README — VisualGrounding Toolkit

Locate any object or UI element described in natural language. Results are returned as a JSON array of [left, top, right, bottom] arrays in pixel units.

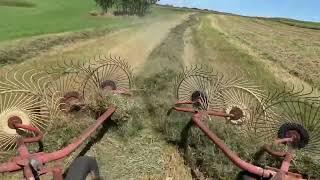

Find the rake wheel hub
[[191, 91, 208, 110], [278, 123, 309, 149], [229, 107, 244, 121], [7, 116, 22, 129], [286, 130, 301, 144], [226, 105, 249, 125], [100, 80, 117, 90], [0, 109, 32, 136], [59, 91, 83, 112]]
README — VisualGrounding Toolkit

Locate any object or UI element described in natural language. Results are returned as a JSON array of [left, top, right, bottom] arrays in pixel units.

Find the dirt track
[[0, 12, 195, 180], [18, 13, 192, 73], [77, 13, 195, 180], [182, 27, 196, 66]]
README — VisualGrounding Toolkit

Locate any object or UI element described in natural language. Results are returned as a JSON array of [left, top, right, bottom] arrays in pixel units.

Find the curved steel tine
[[0, 68, 50, 96], [174, 64, 222, 111], [0, 68, 61, 151], [252, 89, 320, 161], [80, 55, 134, 102]]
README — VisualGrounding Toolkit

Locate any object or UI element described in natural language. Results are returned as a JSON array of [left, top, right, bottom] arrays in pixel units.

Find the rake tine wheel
[[46, 57, 105, 112], [47, 73, 85, 113], [218, 75, 267, 135], [253, 87, 320, 161], [0, 69, 60, 151], [81, 55, 134, 101], [46, 55, 133, 112], [0, 69, 48, 95], [174, 65, 266, 134], [46, 60, 87, 113], [174, 65, 223, 111]]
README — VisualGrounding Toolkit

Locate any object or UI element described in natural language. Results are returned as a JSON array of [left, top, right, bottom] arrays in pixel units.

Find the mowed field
[[210, 14, 320, 89], [1, 1, 320, 179]]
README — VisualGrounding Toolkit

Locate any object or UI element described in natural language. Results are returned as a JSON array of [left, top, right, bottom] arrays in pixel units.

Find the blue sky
[[157, 0, 320, 22]]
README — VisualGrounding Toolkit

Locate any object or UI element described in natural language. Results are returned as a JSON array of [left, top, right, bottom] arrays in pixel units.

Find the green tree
[[114, 0, 159, 16], [94, 0, 114, 13], [95, 0, 159, 16]]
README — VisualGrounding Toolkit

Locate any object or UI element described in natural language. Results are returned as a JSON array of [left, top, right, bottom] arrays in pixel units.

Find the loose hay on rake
[[46, 55, 134, 113], [169, 65, 320, 179], [0, 57, 320, 180], [0, 55, 134, 180]]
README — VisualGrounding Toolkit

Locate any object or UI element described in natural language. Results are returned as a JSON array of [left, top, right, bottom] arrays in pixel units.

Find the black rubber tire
[[236, 171, 271, 180], [65, 156, 100, 180], [277, 122, 309, 149], [236, 171, 257, 180]]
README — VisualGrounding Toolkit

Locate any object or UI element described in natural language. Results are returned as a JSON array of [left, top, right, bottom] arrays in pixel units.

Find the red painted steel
[[16, 140, 33, 179], [269, 153, 294, 180], [264, 138, 293, 157], [171, 100, 304, 179], [0, 106, 116, 180], [14, 123, 44, 143], [38, 106, 116, 163], [0, 162, 20, 173], [174, 106, 234, 117], [52, 167, 63, 180], [206, 110, 233, 117], [175, 100, 194, 105], [191, 112, 276, 178], [266, 166, 303, 179], [280, 153, 293, 172], [174, 101, 234, 118], [173, 107, 197, 113]]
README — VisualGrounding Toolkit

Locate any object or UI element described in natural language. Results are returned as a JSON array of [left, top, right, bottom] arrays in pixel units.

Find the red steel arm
[[38, 106, 116, 163], [173, 101, 233, 118], [173, 107, 197, 113], [0, 162, 21, 173], [14, 124, 44, 143], [173, 107, 233, 118], [263, 138, 293, 157], [280, 153, 293, 172], [207, 110, 233, 117], [0, 124, 44, 173], [0, 106, 116, 173], [191, 112, 276, 178], [175, 101, 194, 105]]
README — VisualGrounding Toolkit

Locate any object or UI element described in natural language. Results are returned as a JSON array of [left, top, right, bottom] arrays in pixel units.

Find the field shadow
[[76, 118, 117, 157]]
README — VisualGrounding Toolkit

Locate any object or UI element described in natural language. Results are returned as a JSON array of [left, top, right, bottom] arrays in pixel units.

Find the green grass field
[[0, 0, 123, 41], [0, 0, 181, 42]]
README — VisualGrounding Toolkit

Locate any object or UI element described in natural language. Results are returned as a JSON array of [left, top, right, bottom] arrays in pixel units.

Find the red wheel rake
[[46, 55, 133, 113], [0, 55, 133, 179], [169, 65, 320, 180]]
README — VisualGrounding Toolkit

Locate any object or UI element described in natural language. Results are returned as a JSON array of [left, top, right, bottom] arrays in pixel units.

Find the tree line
[[94, 0, 159, 16]]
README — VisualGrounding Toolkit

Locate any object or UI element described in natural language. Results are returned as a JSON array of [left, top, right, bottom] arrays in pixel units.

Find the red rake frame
[[170, 66, 313, 179], [0, 83, 132, 179], [0, 106, 116, 179], [0, 56, 134, 179], [46, 55, 133, 113], [0, 87, 131, 179], [170, 100, 304, 179]]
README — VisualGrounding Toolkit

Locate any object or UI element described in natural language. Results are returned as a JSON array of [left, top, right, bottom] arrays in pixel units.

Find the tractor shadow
[[77, 116, 118, 157]]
